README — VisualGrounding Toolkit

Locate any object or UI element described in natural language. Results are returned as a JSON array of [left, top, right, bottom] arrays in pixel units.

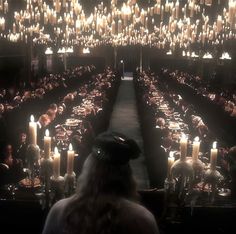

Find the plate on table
[[18, 178, 41, 190], [65, 118, 81, 127], [168, 122, 180, 130]]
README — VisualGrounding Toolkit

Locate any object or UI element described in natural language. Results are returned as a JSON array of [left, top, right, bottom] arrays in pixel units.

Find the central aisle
[[109, 75, 149, 189]]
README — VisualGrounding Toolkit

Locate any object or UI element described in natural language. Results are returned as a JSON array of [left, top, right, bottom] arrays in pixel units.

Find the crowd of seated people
[[49, 67, 120, 176], [164, 69, 236, 119], [134, 70, 236, 197], [160, 68, 236, 145], [0, 65, 96, 148], [0, 144, 25, 186], [0, 65, 95, 114], [0, 66, 120, 186]]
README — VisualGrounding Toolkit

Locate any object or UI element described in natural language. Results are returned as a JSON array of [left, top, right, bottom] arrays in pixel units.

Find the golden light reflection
[[0, 0, 235, 52]]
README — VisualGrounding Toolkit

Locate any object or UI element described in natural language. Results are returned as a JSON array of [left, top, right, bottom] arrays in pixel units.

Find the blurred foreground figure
[[43, 131, 159, 234]]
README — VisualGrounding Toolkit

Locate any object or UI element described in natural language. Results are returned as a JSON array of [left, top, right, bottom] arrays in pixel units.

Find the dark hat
[[92, 131, 141, 165]]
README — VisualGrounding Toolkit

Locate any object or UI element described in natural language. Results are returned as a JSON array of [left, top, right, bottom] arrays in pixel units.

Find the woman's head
[[0, 104, 4, 114], [38, 114, 50, 127], [77, 131, 141, 200]]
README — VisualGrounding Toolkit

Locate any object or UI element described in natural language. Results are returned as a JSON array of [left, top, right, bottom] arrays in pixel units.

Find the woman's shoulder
[[42, 196, 77, 234], [119, 199, 159, 233], [119, 199, 156, 222], [51, 195, 77, 212]]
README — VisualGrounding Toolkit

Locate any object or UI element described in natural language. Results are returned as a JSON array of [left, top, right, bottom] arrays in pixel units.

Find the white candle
[[192, 136, 200, 161], [210, 141, 218, 170], [168, 152, 175, 179], [53, 147, 60, 178], [156, 4, 161, 15], [13, 23, 16, 34], [205, 0, 212, 6], [44, 129, 51, 159], [180, 134, 188, 160], [228, 0, 235, 28], [175, 0, 179, 19], [189, 1, 195, 17], [118, 19, 122, 34], [29, 115, 37, 145], [161, 5, 164, 21], [111, 20, 116, 34], [135, 4, 139, 17], [67, 143, 75, 175], [217, 15, 222, 33], [62, 0, 66, 8], [3, 0, 8, 14]]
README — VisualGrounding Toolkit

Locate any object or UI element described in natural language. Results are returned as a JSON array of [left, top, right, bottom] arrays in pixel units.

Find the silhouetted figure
[[0, 144, 25, 185], [43, 131, 159, 234]]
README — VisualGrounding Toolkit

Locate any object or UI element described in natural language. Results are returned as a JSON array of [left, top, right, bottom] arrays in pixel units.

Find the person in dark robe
[[43, 131, 159, 234]]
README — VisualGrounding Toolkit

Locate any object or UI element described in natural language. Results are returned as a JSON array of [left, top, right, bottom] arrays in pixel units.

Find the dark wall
[[67, 55, 106, 72], [0, 39, 26, 87], [150, 56, 235, 84], [117, 46, 140, 72], [0, 38, 235, 87], [0, 56, 25, 87]]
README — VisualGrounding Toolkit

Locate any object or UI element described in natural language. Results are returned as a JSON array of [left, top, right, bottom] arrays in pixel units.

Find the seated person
[[37, 114, 51, 146], [37, 114, 51, 129], [191, 115, 209, 138], [16, 132, 28, 167], [0, 144, 25, 185], [43, 131, 159, 234], [49, 103, 58, 114], [227, 146, 236, 199], [46, 109, 56, 122], [155, 117, 165, 129]]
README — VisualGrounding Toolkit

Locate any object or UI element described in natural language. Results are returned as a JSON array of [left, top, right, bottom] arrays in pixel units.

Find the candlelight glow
[[213, 141, 217, 149], [0, 0, 235, 53], [45, 47, 53, 55], [69, 143, 73, 151], [45, 129, 49, 137], [180, 133, 187, 140], [30, 115, 34, 122], [220, 52, 232, 60], [54, 147, 59, 155], [82, 47, 90, 54], [203, 52, 213, 59], [169, 151, 174, 158], [194, 136, 199, 142]]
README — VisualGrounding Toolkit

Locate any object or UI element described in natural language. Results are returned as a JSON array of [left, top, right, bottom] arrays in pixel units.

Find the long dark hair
[[64, 153, 139, 234]]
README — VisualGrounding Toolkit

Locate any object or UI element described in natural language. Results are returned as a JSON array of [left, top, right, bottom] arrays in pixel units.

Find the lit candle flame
[[69, 143, 73, 151], [169, 151, 174, 158], [54, 147, 58, 154], [45, 129, 49, 137], [180, 133, 187, 140], [213, 141, 217, 149], [30, 115, 34, 122], [194, 136, 199, 142]]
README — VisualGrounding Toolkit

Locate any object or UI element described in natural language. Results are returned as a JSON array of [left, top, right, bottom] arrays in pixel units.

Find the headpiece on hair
[[92, 131, 141, 165]]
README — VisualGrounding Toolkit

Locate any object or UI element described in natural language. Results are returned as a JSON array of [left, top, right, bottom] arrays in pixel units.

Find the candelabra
[[64, 172, 76, 197], [50, 175, 65, 203], [171, 158, 194, 198], [164, 177, 176, 193], [26, 144, 40, 188], [40, 155, 53, 194], [203, 168, 224, 203], [187, 157, 205, 186]]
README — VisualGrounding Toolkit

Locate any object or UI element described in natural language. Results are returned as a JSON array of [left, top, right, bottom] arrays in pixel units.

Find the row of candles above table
[[167, 135, 218, 179], [29, 114, 75, 179], [30, 110, 219, 180]]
